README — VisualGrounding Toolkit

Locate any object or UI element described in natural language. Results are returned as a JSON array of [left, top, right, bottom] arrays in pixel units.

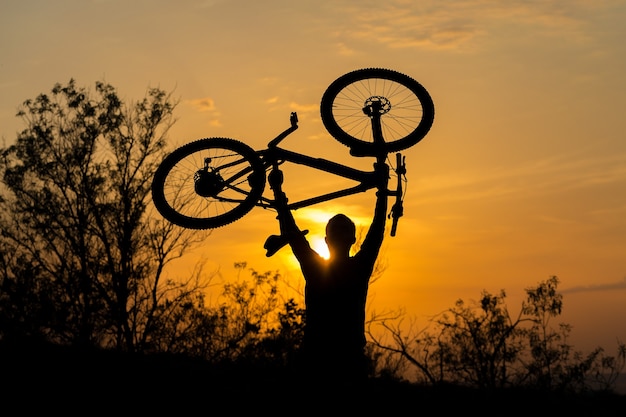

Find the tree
[[368, 276, 626, 393], [0, 79, 205, 351], [520, 276, 626, 392], [210, 262, 297, 363], [142, 261, 305, 367], [368, 290, 527, 389]]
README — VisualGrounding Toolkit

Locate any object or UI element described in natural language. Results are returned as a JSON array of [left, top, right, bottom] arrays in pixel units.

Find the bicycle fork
[[367, 101, 406, 237]]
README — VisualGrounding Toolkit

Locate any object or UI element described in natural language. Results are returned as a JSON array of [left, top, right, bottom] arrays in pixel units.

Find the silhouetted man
[[267, 161, 389, 385]]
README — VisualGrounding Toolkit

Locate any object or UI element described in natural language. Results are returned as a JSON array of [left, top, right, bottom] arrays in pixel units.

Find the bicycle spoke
[[152, 137, 265, 229], [321, 68, 434, 153]]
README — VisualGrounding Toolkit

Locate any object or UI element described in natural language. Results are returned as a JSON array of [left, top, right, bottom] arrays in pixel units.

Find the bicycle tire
[[320, 68, 435, 154], [151, 138, 266, 229]]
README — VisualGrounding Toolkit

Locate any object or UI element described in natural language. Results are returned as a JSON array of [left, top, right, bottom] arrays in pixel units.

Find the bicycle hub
[[194, 169, 224, 197], [362, 96, 391, 116]]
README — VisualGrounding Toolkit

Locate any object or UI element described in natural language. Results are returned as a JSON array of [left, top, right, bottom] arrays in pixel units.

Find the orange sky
[[1, 0, 625, 357]]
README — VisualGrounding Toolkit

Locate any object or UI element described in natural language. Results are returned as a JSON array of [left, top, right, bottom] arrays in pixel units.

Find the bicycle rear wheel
[[151, 138, 266, 229], [320, 68, 435, 154]]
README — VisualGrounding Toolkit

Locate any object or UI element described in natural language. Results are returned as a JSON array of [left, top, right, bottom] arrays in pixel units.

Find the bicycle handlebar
[[268, 112, 299, 148]]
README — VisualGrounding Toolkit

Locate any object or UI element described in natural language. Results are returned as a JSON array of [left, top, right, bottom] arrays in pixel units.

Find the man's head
[[325, 214, 356, 255]]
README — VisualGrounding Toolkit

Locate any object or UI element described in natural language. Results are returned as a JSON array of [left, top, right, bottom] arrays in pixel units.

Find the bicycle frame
[[255, 112, 404, 233], [253, 112, 396, 207], [257, 148, 383, 211]]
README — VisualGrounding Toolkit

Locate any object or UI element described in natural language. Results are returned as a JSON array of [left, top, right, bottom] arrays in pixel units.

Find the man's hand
[[268, 166, 284, 190], [267, 165, 303, 243], [269, 165, 289, 211]]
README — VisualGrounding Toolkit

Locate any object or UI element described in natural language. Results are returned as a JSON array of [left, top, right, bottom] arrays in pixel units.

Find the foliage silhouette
[[368, 276, 625, 393], [0, 80, 207, 350]]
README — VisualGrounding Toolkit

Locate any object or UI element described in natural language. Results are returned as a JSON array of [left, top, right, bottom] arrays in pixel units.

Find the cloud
[[185, 97, 222, 126], [328, 0, 614, 52], [195, 0, 228, 9], [416, 149, 626, 204], [288, 102, 318, 114], [336, 6, 481, 51], [562, 277, 626, 294], [335, 42, 357, 56], [188, 97, 217, 112]]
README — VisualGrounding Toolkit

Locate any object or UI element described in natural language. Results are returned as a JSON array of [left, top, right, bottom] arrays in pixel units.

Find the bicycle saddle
[[263, 229, 309, 257]]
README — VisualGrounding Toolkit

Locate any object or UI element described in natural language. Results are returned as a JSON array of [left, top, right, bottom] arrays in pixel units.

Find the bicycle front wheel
[[151, 138, 266, 229], [320, 68, 435, 154]]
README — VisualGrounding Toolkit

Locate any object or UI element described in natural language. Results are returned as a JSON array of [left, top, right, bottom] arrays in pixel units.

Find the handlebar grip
[[390, 201, 403, 237], [390, 153, 405, 237], [391, 217, 399, 237]]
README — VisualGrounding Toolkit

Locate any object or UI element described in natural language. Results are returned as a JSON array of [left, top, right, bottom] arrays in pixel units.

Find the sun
[[311, 236, 330, 260]]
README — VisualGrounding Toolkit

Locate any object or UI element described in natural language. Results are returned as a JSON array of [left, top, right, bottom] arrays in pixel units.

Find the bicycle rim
[[320, 68, 435, 154], [151, 138, 266, 229]]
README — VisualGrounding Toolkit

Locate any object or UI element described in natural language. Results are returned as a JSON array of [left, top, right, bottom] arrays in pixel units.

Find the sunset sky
[[1, 0, 625, 357]]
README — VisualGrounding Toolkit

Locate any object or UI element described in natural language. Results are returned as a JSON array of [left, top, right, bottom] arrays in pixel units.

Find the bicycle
[[151, 68, 435, 255]]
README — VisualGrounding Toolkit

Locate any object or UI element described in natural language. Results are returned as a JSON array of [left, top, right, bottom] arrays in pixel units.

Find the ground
[[2, 339, 624, 415]]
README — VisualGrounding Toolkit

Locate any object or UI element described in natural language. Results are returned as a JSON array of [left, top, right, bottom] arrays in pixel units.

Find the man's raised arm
[[264, 165, 310, 257], [358, 161, 390, 260]]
